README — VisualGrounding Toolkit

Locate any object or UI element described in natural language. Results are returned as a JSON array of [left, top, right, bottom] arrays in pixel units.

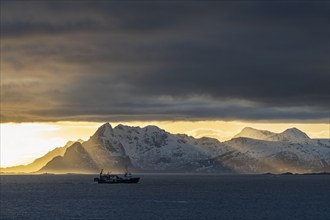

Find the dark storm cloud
[[1, 1, 329, 123]]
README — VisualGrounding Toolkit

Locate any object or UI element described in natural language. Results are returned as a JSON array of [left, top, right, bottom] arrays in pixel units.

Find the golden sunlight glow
[[0, 122, 100, 167], [1, 121, 329, 167]]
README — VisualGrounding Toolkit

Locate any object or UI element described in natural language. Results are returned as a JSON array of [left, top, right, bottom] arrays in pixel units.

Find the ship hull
[[94, 177, 140, 184]]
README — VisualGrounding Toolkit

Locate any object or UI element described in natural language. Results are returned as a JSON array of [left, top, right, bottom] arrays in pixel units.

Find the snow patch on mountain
[[111, 124, 230, 170], [224, 137, 330, 173], [268, 128, 310, 142]]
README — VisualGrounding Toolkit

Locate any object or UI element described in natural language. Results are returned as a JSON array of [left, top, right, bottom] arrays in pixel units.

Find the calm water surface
[[1, 174, 329, 219]]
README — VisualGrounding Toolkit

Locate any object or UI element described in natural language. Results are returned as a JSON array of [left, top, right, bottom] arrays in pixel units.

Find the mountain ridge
[[1, 123, 329, 174], [234, 127, 310, 142], [0, 140, 83, 173]]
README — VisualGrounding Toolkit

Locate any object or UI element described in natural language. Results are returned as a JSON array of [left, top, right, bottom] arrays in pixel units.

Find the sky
[[1, 1, 329, 167]]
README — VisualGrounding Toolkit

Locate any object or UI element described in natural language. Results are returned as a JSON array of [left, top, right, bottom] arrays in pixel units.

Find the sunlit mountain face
[[1, 122, 329, 170], [1, 1, 329, 169], [1, 122, 329, 174]]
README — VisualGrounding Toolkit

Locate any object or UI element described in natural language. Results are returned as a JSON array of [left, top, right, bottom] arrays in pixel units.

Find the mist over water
[[1, 174, 329, 220]]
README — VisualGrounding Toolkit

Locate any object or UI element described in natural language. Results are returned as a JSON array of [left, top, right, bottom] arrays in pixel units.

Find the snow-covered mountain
[[2, 123, 329, 174], [223, 137, 330, 173], [234, 127, 311, 143], [111, 124, 231, 171], [39, 123, 232, 173], [268, 128, 310, 142]]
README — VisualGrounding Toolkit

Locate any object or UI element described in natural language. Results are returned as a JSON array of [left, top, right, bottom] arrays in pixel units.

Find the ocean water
[[1, 174, 329, 220]]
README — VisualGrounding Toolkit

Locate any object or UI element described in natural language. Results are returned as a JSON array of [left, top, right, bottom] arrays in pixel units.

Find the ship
[[94, 169, 140, 184]]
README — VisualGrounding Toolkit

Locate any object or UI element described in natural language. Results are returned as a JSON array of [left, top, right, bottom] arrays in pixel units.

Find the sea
[[1, 174, 329, 220]]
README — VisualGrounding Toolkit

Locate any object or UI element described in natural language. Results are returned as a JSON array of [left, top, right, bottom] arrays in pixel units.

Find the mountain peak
[[280, 128, 310, 139], [234, 127, 275, 140], [92, 122, 113, 138], [234, 127, 310, 142], [242, 127, 258, 131], [144, 125, 163, 132]]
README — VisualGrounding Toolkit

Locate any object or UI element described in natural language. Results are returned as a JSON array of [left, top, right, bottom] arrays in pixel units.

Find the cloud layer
[[1, 1, 329, 123]]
